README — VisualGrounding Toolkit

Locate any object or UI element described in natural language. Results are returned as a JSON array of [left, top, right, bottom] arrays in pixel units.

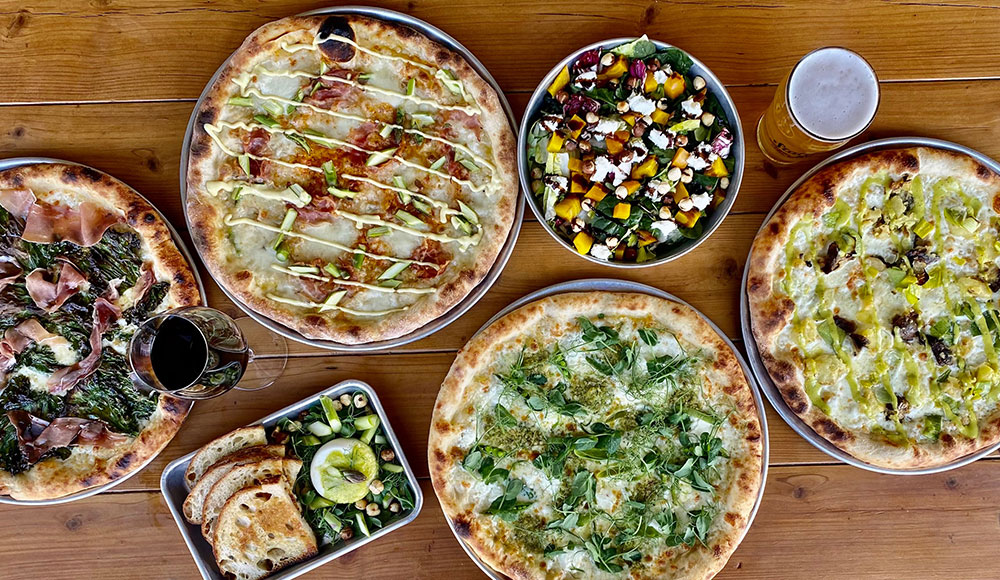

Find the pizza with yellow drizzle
[[186, 14, 518, 344], [429, 292, 763, 580], [748, 147, 1000, 468]]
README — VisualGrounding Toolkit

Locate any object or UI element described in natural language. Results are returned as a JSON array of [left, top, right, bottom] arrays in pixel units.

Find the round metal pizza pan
[[739, 136, 1000, 475], [0, 156, 207, 506], [517, 38, 745, 269], [178, 6, 523, 352], [443, 278, 769, 579]]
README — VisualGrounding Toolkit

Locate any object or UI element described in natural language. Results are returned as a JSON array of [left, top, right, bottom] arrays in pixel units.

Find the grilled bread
[[182, 445, 287, 524], [184, 426, 268, 487], [201, 458, 303, 543], [212, 476, 318, 580]]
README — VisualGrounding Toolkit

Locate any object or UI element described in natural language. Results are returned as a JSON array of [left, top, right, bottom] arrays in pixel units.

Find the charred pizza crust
[[747, 147, 1000, 468], [0, 162, 198, 500], [429, 292, 763, 580], [186, 14, 518, 344]]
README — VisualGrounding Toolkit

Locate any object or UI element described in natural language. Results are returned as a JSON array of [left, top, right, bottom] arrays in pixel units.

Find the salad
[[273, 390, 416, 544], [525, 36, 736, 263]]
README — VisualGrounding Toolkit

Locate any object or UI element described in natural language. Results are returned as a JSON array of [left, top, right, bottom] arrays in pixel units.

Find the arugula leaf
[[638, 328, 658, 346], [656, 48, 694, 74], [611, 37, 657, 59]]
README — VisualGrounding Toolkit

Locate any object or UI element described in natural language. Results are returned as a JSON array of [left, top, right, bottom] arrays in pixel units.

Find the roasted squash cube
[[585, 184, 608, 201], [566, 115, 586, 139], [664, 73, 686, 99], [673, 182, 690, 203], [650, 109, 671, 125], [623, 180, 642, 195], [606, 138, 624, 155], [675, 209, 701, 228], [573, 231, 594, 254], [598, 56, 628, 80], [613, 203, 631, 219], [705, 156, 729, 177], [570, 174, 589, 193], [547, 133, 565, 153], [548, 66, 570, 96], [554, 197, 583, 220], [671, 148, 689, 168], [631, 157, 658, 180]]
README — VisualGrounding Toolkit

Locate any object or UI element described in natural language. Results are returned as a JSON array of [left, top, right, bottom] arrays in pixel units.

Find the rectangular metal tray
[[160, 379, 423, 580]]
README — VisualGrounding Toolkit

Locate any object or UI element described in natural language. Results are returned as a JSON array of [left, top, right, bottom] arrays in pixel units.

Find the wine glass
[[128, 306, 287, 400]]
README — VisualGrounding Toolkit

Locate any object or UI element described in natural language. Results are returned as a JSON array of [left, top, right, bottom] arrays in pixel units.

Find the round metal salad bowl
[[517, 37, 745, 269]]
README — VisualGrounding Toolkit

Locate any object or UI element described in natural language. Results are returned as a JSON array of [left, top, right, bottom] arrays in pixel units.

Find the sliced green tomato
[[310, 438, 378, 503], [366, 147, 397, 166], [354, 414, 381, 431]]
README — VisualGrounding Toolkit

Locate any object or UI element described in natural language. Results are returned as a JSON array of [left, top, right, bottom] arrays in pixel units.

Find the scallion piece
[[367, 226, 391, 238], [285, 132, 311, 152], [238, 154, 251, 176], [412, 199, 432, 215], [261, 101, 284, 118], [231, 186, 243, 201], [321, 160, 338, 187], [379, 124, 394, 139], [353, 247, 365, 269], [410, 113, 434, 128], [459, 158, 479, 172], [366, 147, 397, 167], [228, 96, 253, 107], [406, 78, 416, 96], [395, 210, 424, 227], [429, 156, 447, 171], [319, 290, 347, 312], [293, 87, 306, 102], [378, 279, 403, 288], [324, 263, 347, 279], [457, 200, 479, 224], [451, 215, 473, 235], [272, 208, 298, 250], [288, 183, 312, 205], [274, 244, 289, 263], [288, 264, 320, 275], [378, 261, 410, 281], [393, 176, 411, 204], [328, 186, 356, 199]]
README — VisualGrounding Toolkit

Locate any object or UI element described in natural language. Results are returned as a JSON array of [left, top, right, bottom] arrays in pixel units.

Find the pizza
[[0, 162, 200, 500], [747, 147, 1000, 469], [186, 14, 518, 344], [429, 292, 763, 580]]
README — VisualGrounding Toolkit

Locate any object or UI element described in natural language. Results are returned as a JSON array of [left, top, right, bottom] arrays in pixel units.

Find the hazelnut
[[605, 236, 620, 247], [369, 479, 385, 494], [571, 218, 585, 232], [626, 76, 642, 91], [554, 90, 569, 104], [676, 135, 689, 147], [581, 198, 595, 211], [352, 393, 367, 408], [585, 111, 600, 124], [355, 499, 368, 510], [331, 400, 343, 411], [648, 59, 661, 71], [678, 197, 695, 211], [530, 167, 543, 179], [578, 140, 592, 153], [616, 101, 630, 114], [614, 185, 629, 199], [620, 150, 634, 163], [366, 502, 381, 516], [564, 139, 578, 151], [600, 53, 615, 67], [701, 112, 716, 127], [656, 182, 672, 195], [680, 168, 694, 183], [339, 394, 352, 406], [666, 167, 682, 182], [340, 527, 355, 541], [380, 449, 396, 462], [631, 121, 648, 138], [656, 98, 671, 111], [692, 76, 707, 91], [581, 159, 596, 175], [658, 206, 673, 219], [531, 179, 543, 192], [720, 177, 731, 189], [389, 501, 402, 513]]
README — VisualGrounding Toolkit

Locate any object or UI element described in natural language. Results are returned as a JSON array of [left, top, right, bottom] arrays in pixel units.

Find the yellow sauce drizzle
[[270, 264, 436, 295], [266, 292, 408, 317]]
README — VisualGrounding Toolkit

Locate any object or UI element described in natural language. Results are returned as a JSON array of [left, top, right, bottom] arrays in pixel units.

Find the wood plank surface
[[3, 1, 1000, 103], [8, 462, 1000, 579]]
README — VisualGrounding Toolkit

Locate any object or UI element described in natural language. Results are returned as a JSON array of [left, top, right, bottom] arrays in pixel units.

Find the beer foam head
[[788, 48, 879, 141]]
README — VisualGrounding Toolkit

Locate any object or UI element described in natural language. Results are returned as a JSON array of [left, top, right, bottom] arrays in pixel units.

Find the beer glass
[[757, 47, 879, 165]]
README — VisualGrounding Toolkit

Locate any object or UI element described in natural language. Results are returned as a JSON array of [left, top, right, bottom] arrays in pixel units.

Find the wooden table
[[3, 1, 1000, 578]]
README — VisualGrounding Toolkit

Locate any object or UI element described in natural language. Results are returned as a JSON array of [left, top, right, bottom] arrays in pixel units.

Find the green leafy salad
[[526, 36, 736, 263], [273, 391, 415, 545]]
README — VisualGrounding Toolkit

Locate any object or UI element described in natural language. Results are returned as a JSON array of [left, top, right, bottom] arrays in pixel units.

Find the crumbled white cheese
[[651, 219, 678, 241], [653, 70, 669, 85], [627, 93, 656, 116], [681, 97, 703, 118], [612, 161, 631, 185], [590, 244, 613, 261], [593, 119, 622, 134], [574, 70, 597, 89], [592, 156, 615, 183], [691, 192, 713, 211], [647, 128, 672, 150], [543, 175, 568, 195], [687, 155, 710, 171]]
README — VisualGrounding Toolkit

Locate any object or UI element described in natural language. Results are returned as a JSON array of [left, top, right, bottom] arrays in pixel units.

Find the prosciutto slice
[[0, 319, 63, 376], [25, 261, 87, 312], [0, 259, 21, 291], [21, 200, 118, 247], [0, 187, 36, 219], [7, 411, 128, 464], [46, 297, 120, 395]]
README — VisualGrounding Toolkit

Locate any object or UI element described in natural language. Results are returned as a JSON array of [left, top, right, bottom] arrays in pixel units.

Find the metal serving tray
[[161, 379, 423, 580], [0, 156, 207, 506], [740, 137, 1000, 475], [179, 5, 523, 352], [444, 278, 770, 579], [517, 38, 745, 269]]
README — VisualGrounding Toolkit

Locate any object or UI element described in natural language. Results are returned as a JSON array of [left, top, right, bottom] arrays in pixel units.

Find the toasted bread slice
[[213, 476, 318, 580], [201, 458, 303, 543], [185, 425, 268, 488], [182, 444, 286, 524]]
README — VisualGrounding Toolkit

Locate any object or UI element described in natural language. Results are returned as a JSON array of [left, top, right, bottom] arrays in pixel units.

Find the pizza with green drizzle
[[0, 163, 199, 500], [748, 147, 1000, 468], [186, 14, 518, 344], [429, 292, 763, 579]]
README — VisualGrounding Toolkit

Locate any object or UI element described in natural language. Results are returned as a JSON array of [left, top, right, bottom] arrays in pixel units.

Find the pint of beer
[[757, 47, 879, 165]]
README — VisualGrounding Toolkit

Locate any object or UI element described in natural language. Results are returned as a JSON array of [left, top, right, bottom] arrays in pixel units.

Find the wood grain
[[8, 463, 1000, 579], [3, 1, 1000, 103]]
